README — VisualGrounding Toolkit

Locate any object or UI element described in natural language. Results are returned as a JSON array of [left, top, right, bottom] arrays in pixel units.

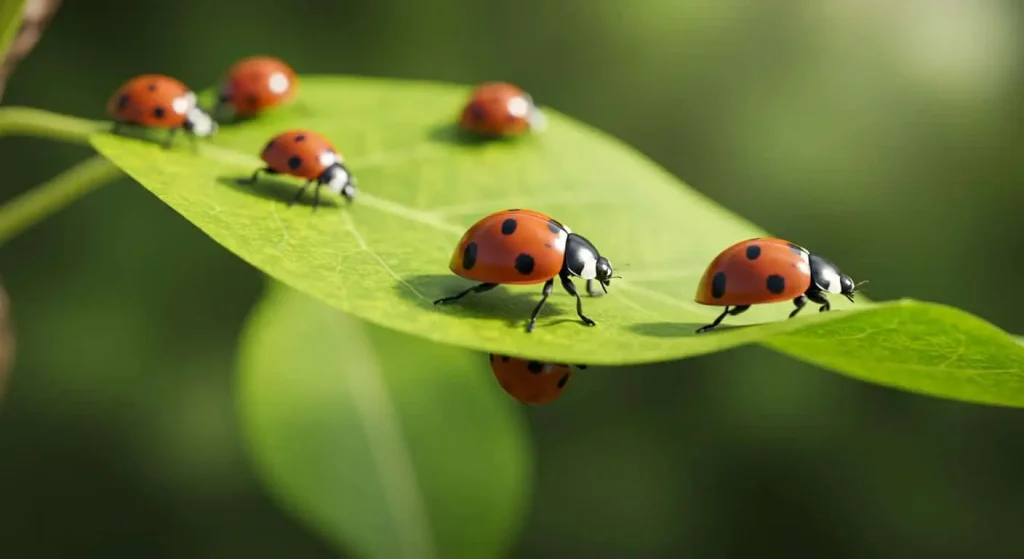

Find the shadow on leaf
[[427, 122, 524, 147], [216, 175, 342, 209], [627, 321, 743, 338], [395, 274, 571, 330]]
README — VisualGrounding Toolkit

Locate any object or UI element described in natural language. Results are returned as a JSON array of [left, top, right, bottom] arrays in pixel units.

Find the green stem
[[0, 155, 121, 245], [0, 106, 107, 145], [0, 106, 114, 244]]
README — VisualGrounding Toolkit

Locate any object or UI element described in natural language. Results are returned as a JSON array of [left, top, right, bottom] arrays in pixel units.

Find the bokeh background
[[2, 0, 1023, 556]]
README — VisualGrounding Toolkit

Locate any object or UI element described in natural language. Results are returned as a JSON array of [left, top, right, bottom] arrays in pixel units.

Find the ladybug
[[488, 354, 587, 405], [458, 81, 546, 137], [694, 237, 863, 333], [433, 209, 614, 333], [107, 74, 218, 148], [243, 129, 356, 208], [215, 55, 297, 119]]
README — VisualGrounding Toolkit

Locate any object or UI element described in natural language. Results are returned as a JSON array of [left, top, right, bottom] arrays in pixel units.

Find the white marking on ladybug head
[[325, 165, 353, 197], [185, 107, 217, 137], [576, 247, 599, 280], [507, 95, 531, 119], [318, 150, 339, 168], [820, 267, 842, 294], [268, 72, 290, 95], [171, 94, 192, 115], [551, 228, 569, 252]]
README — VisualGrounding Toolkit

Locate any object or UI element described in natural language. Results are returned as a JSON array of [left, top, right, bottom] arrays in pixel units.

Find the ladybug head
[[594, 257, 613, 292], [840, 274, 866, 302]]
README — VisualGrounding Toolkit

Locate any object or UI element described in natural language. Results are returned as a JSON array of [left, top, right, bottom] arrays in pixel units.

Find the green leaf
[[0, 0, 25, 62], [237, 281, 532, 559], [89, 75, 1023, 407]]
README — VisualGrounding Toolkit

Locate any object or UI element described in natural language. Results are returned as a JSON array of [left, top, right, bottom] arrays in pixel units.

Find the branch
[[0, 0, 61, 102]]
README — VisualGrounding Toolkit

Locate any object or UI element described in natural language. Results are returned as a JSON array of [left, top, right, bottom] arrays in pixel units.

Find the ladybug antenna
[[855, 279, 870, 289]]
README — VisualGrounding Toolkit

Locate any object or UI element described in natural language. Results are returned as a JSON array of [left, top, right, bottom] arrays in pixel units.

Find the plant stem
[[0, 155, 120, 245], [0, 106, 113, 244], [0, 106, 105, 145]]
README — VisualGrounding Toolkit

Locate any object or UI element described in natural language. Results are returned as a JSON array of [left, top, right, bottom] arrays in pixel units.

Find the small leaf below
[[237, 281, 532, 559]]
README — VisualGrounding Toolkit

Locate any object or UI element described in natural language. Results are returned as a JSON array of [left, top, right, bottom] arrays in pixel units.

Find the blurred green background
[[2, 0, 1023, 556]]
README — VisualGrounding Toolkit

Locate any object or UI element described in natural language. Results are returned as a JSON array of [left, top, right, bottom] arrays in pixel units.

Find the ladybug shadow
[[215, 175, 342, 209], [398, 274, 572, 329], [627, 321, 752, 338], [427, 123, 521, 147]]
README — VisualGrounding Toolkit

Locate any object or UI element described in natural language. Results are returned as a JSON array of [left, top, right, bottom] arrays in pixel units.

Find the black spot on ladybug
[[468, 102, 486, 121], [788, 243, 806, 256], [711, 272, 727, 299], [117, 94, 130, 109], [294, 134, 306, 142], [500, 355, 510, 362], [547, 220, 563, 234], [147, 82, 158, 91], [462, 242, 478, 270], [514, 253, 535, 276], [501, 218, 517, 235], [557, 374, 570, 388], [152, 107, 166, 119], [745, 244, 761, 260], [766, 274, 786, 294], [287, 156, 302, 170], [526, 361, 544, 373]]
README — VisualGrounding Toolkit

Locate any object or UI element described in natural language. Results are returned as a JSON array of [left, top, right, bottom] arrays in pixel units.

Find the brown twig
[[0, 0, 62, 102]]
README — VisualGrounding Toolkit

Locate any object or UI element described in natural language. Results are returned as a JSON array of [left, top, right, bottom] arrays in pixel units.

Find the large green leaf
[[237, 281, 531, 559], [89, 75, 1024, 407]]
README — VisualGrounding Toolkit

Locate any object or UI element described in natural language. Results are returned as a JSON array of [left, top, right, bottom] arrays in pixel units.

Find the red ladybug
[[488, 353, 586, 405], [243, 129, 356, 208], [216, 55, 297, 119], [433, 209, 614, 332], [107, 74, 217, 147], [694, 237, 863, 333], [458, 81, 546, 137]]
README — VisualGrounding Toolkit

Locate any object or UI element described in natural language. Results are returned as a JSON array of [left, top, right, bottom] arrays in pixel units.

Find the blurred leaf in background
[[1, 0, 1023, 557], [237, 281, 532, 558]]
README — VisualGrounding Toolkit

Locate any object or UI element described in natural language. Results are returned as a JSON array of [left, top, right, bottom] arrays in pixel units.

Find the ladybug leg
[[185, 130, 200, 153], [526, 278, 555, 333], [242, 167, 273, 185], [788, 296, 807, 318], [559, 273, 596, 327], [311, 181, 325, 211], [585, 279, 604, 297], [695, 305, 750, 334], [433, 282, 498, 306], [288, 180, 314, 207], [162, 127, 180, 149], [805, 290, 831, 313]]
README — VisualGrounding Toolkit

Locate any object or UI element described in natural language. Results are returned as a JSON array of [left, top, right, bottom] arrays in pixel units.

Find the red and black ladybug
[[107, 74, 217, 148], [694, 237, 863, 333], [488, 353, 586, 405], [458, 82, 546, 137], [434, 209, 614, 332], [244, 129, 356, 208], [216, 55, 297, 119]]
